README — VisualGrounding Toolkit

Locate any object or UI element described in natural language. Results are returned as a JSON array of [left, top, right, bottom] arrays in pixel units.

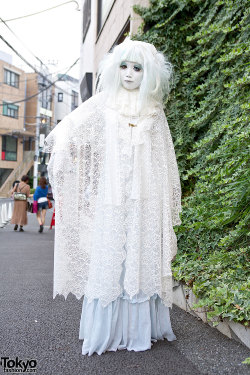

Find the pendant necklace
[[128, 116, 138, 141]]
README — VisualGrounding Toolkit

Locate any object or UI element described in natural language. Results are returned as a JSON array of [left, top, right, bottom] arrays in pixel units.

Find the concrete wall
[[131, 0, 149, 34], [94, 0, 130, 74], [79, 0, 97, 85]]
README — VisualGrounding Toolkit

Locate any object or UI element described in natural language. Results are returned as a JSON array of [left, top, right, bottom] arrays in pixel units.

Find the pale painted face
[[119, 60, 143, 90]]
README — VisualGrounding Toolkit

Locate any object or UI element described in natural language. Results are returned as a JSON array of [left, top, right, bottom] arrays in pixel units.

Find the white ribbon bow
[[104, 108, 152, 205]]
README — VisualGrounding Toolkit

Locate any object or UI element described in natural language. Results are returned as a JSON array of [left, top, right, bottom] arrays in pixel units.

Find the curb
[[173, 279, 250, 349]]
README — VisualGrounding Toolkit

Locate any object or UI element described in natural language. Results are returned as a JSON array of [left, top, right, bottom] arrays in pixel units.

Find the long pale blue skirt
[[79, 140, 176, 355], [79, 291, 176, 355]]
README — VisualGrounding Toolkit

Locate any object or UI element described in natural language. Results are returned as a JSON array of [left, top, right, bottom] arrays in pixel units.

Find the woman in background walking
[[33, 177, 48, 233], [11, 175, 30, 232]]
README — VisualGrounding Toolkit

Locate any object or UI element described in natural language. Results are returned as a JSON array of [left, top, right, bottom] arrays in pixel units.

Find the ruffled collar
[[105, 86, 160, 117]]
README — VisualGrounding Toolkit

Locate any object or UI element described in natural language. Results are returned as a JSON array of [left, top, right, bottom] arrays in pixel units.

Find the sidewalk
[[0, 205, 249, 375]]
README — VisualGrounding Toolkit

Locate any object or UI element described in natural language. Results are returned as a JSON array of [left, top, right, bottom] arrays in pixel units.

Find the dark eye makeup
[[120, 62, 143, 72], [133, 65, 142, 72], [120, 62, 127, 69]]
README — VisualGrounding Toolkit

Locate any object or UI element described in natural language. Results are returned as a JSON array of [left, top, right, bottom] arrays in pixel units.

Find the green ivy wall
[[134, 0, 249, 324]]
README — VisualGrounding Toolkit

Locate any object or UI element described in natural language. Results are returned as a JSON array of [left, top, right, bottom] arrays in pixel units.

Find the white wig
[[97, 39, 173, 110]]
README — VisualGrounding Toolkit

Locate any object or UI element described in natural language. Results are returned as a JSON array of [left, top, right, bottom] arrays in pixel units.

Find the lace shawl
[[44, 91, 182, 307]]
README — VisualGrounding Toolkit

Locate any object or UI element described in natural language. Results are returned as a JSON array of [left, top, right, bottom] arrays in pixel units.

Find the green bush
[[134, 0, 250, 324]]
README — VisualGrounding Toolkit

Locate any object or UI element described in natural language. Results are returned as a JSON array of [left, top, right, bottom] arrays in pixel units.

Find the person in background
[[11, 180, 20, 200], [33, 176, 48, 233], [11, 175, 31, 232], [12, 180, 20, 188]]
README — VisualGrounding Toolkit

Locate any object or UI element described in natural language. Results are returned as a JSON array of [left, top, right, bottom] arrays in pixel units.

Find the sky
[[0, 0, 82, 79]]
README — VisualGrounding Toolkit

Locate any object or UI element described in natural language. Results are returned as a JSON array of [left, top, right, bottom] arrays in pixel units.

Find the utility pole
[[33, 83, 41, 189]]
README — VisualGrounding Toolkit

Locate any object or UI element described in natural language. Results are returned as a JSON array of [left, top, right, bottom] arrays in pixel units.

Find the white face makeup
[[120, 61, 143, 90]]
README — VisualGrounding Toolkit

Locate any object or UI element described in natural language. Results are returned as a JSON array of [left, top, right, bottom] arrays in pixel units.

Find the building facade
[[0, 52, 33, 194], [25, 71, 54, 141], [25, 70, 55, 184], [0, 52, 55, 195], [79, 0, 149, 102], [54, 74, 79, 125]]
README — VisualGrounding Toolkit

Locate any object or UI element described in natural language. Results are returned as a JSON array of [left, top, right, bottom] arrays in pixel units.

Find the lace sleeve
[[151, 109, 182, 227], [163, 114, 182, 226], [44, 100, 105, 300]]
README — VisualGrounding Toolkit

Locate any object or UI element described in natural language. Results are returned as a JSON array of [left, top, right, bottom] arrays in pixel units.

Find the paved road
[[0, 202, 249, 375]]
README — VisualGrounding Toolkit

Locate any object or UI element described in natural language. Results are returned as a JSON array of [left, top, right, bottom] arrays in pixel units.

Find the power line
[[0, 90, 77, 111], [0, 65, 79, 85], [0, 113, 64, 126], [0, 33, 79, 104], [0, 35, 44, 77], [0, 58, 80, 106], [0, 27, 79, 112], [0, 17, 46, 68], [0, 35, 79, 96], [0, 78, 79, 97], [0, 15, 75, 76], [0, 89, 76, 99], [0, 1, 80, 23], [0, 73, 80, 113], [0, 78, 80, 107], [0, 34, 78, 89]]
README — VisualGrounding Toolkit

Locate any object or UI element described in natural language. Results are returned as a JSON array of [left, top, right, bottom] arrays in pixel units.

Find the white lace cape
[[45, 91, 182, 308]]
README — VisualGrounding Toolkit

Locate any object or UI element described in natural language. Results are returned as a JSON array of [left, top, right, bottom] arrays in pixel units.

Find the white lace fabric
[[45, 90, 182, 308]]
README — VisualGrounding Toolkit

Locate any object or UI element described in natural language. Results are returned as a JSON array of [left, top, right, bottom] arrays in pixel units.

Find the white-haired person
[[45, 39, 182, 355]]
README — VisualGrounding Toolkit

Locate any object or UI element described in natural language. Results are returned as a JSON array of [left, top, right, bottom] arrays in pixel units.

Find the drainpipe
[[23, 76, 27, 154], [23, 77, 27, 131]]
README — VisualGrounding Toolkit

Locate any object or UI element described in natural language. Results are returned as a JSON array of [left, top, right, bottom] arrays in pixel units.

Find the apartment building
[[54, 74, 79, 125], [25, 70, 55, 180], [25, 71, 54, 138], [79, 0, 149, 102], [0, 51, 34, 195], [0, 52, 55, 195]]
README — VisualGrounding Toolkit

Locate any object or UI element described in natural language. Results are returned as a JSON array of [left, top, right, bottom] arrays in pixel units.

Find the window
[[80, 72, 92, 102], [71, 91, 78, 111], [4, 69, 19, 88], [2, 102, 19, 119], [112, 20, 130, 47], [58, 93, 63, 102], [2, 135, 17, 161], [97, 0, 115, 35], [41, 90, 52, 110], [83, 0, 91, 42]]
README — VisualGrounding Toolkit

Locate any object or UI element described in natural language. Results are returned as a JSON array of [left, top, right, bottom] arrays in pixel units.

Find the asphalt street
[[0, 201, 249, 375]]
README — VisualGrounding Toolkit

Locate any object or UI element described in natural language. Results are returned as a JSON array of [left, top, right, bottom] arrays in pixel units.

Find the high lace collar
[[105, 86, 160, 117]]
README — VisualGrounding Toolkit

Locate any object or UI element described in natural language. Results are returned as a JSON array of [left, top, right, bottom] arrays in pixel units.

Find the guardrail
[[0, 201, 13, 228]]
